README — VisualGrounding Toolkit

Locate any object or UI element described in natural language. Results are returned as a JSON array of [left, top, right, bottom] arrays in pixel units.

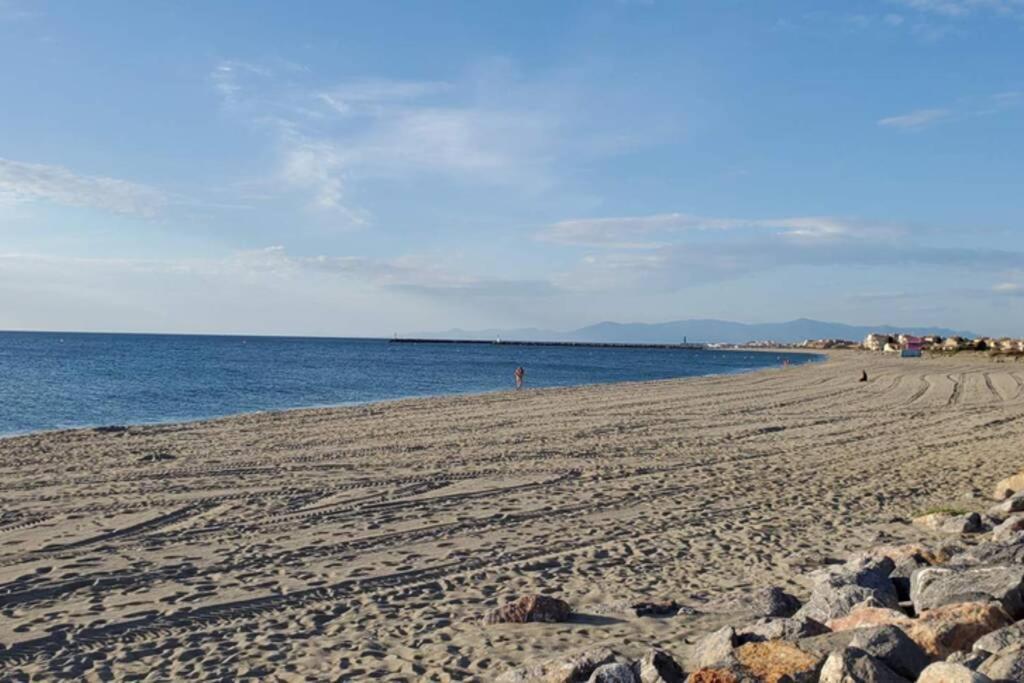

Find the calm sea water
[[0, 332, 819, 436]]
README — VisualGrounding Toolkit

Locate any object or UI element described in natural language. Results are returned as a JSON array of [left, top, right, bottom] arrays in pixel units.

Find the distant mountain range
[[408, 318, 978, 345]]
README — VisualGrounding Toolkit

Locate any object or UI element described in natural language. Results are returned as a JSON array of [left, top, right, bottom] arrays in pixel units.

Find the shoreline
[[3, 351, 1019, 680], [0, 348, 825, 442]]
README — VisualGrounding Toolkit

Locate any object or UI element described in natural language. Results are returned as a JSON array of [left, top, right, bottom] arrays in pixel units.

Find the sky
[[1, 0, 1022, 337]]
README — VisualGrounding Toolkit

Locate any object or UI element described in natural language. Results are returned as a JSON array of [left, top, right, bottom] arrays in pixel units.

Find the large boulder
[[910, 566, 1024, 617], [683, 670, 741, 683], [988, 492, 1024, 518], [848, 625, 931, 680], [732, 640, 820, 682], [794, 559, 899, 623], [636, 649, 684, 683], [496, 647, 617, 683], [484, 594, 573, 624], [972, 620, 1024, 655], [949, 542, 1024, 567], [918, 661, 993, 682], [735, 616, 828, 643], [991, 516, 1024, 544], [818, 647, 910, 683], [827, 601, 1013, 658], [692, 627, 737, 669], [977, 642, 1024, 682], [914, 512, 984, 535], [994, 472, 1024, 501], [829, 605, 912, 632], [589, 663, 639, 683]]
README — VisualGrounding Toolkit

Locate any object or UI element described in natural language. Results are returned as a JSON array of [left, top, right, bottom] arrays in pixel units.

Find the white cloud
[[892, 0, 1024, 17], [0, 157, 166, 217], [317, 79, 450, 115], [994, 282, 1024, 295], [877, 108, 951, 129], [539, 213, 885, 249]]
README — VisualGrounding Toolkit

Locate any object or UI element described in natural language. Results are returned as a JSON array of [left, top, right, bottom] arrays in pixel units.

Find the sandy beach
[[2, 351, 1023, 681]]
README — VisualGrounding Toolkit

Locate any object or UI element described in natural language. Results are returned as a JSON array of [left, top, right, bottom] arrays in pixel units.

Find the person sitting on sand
[[514, 366, 525, 390], [860, 370, 868, 382]]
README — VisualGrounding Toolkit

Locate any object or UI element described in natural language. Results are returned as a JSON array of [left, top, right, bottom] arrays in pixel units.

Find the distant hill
[[409, 318, 977, 345]]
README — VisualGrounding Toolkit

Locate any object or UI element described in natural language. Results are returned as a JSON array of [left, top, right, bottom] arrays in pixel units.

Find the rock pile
[[490, 466, 1024, 682]]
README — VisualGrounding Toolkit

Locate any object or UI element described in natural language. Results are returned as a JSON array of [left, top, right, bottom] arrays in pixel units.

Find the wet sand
[[2, 351, 1023, 680]]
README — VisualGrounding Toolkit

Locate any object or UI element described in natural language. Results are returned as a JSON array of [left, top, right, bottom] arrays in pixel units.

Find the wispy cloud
[[877, 108, 951, 129], [539, 213, 895, 249], [994, 282, 1024, 296], [0, 157, 166, 217], [892, 0, 1024, 18], [208, 58, 667, 224]]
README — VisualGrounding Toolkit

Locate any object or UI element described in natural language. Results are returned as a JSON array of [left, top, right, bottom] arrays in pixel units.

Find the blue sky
[[1, 0, 1022, 336]]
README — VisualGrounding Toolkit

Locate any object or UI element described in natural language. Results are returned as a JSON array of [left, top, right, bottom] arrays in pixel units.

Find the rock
[[949, 542, 1024, 567], [818, 647, 910, 683], [991, 515, 1024, 543], [732, 640, 820, 682], [849, 543, 940, 567], [735, 616, 829, 643], [795, 560, 899, 623], [589, 663, 639, 683], [910, 566, 1024, 617], [848, 624, 930, 679], [912, 602, 1015, 658], [483, 594, 573, 624], [977, 642, 1024, 682], [684, 670, 740, 683], [828, 606, 912, 632], [918, 661, 994, 682], [633, 601, 681, 618], [914, 512, 984, 535], [994, 472, 1024, 501], [747, 586, 802, 618], [890, 556, 929, 602], [948, 649, 989, 670], [693, 627, 737, 669], [796, 630, 861, 660], [495, 647, 617, 682], [704, 586, 801, 619], [636, 649, 685, 683], [989, 492, 1024, 517], [828, 601, 1013, 658], [973, 620, 1024, 654]]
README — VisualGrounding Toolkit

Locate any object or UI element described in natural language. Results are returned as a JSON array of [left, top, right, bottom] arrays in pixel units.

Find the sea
[[0, 331, 820, 437]]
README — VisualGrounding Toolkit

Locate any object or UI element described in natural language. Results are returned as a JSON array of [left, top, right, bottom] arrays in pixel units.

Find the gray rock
[[495, 647, 617, 683], [973, 620, 1024, 654], [889, 556, 929, 603], [989, 492, 1024, 518], [978, 642, 1024, 682], [992, 516, 1024, 544], [818, 647, 910, 683], [950, 542, 1024, 567], [918, 661, 994, 682], [793, 557, 900, 623], [796, 630, 861, 660], [749, 586, 802, 618], [849, 624, 931, 679], [948, 649, 990, 670], [635, 649, 684, 683], [693, 626, 736, 669], [910, 566, 1024, 617], [735, 615, 829, 643], [589, 662, 639, 683]]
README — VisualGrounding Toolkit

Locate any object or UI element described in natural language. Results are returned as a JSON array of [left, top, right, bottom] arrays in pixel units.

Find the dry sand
[[2, 351, 1024, 681]]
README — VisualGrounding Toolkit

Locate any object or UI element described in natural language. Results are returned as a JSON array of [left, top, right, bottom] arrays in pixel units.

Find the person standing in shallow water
[[514, 366, 525, 390]]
